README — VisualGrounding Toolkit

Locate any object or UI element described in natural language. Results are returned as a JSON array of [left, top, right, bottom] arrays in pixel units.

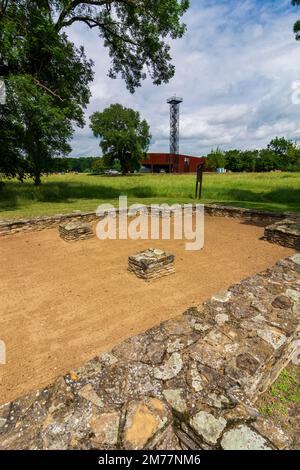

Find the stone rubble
[[0, 254, 299, 450], [128, 248, 175, 281]]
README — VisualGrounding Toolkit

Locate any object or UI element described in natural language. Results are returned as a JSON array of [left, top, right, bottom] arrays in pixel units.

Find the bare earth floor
[[0, 216, 295, 404]]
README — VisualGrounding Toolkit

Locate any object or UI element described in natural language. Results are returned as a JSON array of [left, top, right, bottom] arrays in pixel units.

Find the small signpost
[[195, 163, 205, 199]]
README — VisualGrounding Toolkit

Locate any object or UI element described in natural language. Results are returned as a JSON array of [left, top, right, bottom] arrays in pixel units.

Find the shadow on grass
[[203, 187, 300, 212], [1, 180, 300, 214], [222, 187, 300, 205], [0, 181, 157, 210]]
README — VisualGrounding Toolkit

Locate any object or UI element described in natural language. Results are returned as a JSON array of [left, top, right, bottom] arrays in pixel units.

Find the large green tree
[[268, 137, 300, 169], [1, 0, 189, 93], [0, 1, 189, 183], [0, 1, 94, 184], [206, 148, 226, 170], [90, 104, 151, 174]]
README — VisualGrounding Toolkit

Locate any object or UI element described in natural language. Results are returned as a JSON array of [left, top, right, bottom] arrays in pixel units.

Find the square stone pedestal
[[128, 248, 175, 281], [59, 222, 94, 242]]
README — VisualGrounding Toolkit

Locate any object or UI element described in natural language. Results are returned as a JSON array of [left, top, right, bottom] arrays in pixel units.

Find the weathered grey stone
[[99, 352, 118, 366], [187, 363, 204, 392], [221, 425, 272, 450], [215, 314, 229, 326], [78, 384, 104, 409], [257, 327, 287, 350], [41, 405, 93, 450], [252, 418, 290, 450], [193, 323, 211, 333], [204, 393, 230, 409], [163, 389, 187, 414], [153, 353, 183, 381], [212, 290, 231, 303], [290, 254, 300, 266], [189, 341, 225, 370], [293, 303, 300, 317], [166, 337, 193, 353], [0, 418, 6, 431], [190, 411, 227, 445], [286, 289, 300, 303], [0, 403, 10, 423]]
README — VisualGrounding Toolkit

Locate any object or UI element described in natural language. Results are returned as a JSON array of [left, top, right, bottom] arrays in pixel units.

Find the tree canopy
[[90, 103, 151, 174], [0, 1, 189, 184], [0, 1, 189, 93]]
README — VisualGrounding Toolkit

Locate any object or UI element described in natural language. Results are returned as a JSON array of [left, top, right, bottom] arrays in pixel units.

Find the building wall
[[141, 153, 205, 173]]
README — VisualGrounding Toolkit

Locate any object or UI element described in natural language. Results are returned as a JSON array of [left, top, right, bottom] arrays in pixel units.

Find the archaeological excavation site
[[0, 205, 299, 451]]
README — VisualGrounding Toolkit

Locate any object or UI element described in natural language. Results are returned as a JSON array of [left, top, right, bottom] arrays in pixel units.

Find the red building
[[141, 153, 205, 173]]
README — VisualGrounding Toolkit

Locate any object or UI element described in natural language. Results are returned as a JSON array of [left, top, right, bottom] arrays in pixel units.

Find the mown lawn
[[0, 172, 299, 219]]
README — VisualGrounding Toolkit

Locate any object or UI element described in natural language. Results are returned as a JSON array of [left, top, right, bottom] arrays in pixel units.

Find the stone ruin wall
[[0, 204, 295, 237]]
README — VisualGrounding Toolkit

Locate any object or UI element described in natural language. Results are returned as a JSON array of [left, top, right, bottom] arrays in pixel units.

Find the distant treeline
[[51, 156, 122, 174], [206, 137, 300, 172], [51, 157, 100, 173], [51, 137, 300, 175]]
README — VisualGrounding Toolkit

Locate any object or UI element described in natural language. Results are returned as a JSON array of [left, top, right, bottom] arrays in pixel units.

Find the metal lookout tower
[[167, 95, 183, 155]]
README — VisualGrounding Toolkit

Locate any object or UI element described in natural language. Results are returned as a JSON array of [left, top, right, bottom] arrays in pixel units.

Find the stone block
[[59, 222, 93, 242], [128, 248, 175, 281]]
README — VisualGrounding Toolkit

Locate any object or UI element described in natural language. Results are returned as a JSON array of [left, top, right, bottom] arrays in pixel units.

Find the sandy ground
[[0, 216, 295, 404]]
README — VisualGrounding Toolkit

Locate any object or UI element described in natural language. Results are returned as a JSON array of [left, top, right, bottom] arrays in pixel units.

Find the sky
[[67, 0, 300, 158]]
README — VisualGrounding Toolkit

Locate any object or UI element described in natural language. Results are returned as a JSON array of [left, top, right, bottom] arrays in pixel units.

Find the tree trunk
[[34, 173, 41, 186]]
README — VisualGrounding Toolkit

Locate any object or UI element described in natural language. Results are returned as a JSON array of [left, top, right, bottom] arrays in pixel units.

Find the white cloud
[[67, 0, 300, 157]]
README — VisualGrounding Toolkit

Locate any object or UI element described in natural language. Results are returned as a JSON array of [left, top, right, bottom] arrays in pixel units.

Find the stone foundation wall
[[0, 211, 98, 236], [203, 204, 292, 226], [0, 254, 299, 450], [0, 205, 296, 237], [264, 219, 300, 251]]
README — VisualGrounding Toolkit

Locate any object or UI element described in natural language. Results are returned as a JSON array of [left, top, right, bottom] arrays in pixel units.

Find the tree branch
[[60, 14, 140, 47], [60, 15, 105, 29], [55, 1, 138, 31], [0, 0, 9, 18], [55, 1, 108, 31], [32, 77, 64, 102]]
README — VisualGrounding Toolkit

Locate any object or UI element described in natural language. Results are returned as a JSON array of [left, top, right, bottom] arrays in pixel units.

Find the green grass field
[[0, 172, 299, 219]]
